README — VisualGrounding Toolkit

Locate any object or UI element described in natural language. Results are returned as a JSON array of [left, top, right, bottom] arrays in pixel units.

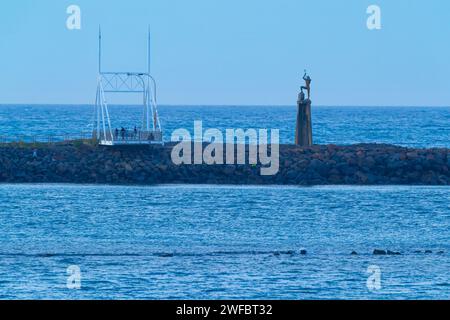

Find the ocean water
[[0, 184, 448, 300], [0, 105, 449, 300], [0, 105, 449, 147]]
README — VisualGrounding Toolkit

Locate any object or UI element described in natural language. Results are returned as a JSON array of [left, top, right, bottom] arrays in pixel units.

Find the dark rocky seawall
[[0, 142, 449, 185]]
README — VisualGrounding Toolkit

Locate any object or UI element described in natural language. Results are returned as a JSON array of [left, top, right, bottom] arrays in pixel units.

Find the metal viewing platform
[[93, 28, 163, 146]]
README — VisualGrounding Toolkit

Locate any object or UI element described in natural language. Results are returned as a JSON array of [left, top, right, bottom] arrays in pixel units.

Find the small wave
[[0, 250, 298, 259], [0, 253, 142, 258]]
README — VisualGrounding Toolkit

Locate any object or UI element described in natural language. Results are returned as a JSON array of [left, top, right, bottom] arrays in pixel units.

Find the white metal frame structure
[[94, 28, 163, 146]]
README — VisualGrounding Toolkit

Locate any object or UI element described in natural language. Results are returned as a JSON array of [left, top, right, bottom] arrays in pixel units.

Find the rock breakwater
[[0, 142, 449, 185]]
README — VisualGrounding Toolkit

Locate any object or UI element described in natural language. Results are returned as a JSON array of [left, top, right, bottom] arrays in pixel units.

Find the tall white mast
[[98, 26, 102, 74], [147, 26, 151, 75]]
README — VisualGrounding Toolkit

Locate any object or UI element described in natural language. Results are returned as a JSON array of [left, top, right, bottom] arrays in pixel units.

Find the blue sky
[[0, 0, 449, 106]]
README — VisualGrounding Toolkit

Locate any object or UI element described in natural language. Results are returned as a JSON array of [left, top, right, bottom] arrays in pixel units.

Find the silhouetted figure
[[134, 126, 138, 140], [301, 70, 312, 100], [299, 90, 305, 102], [120, 127, 126, 140], [114, 128, 119, 140]]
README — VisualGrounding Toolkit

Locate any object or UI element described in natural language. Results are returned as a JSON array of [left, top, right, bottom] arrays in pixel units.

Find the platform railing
[[0, 130, 164, 145], [97, 130, 163, 145]]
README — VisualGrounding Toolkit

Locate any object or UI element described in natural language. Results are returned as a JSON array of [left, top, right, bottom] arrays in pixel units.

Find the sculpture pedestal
[[295, 99, 313, 147]]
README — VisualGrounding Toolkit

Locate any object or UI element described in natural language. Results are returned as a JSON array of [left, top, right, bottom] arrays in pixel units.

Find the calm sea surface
[[0, 106, 449, 299], [0, 185, 448, 300], [0, 105, 449, 147]]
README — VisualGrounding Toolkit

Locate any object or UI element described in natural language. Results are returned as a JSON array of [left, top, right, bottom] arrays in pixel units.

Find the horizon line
[[0, 103, 449, 108]]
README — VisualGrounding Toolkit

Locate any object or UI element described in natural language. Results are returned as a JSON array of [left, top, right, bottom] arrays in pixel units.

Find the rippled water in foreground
[[0, 184, 448, 300]]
